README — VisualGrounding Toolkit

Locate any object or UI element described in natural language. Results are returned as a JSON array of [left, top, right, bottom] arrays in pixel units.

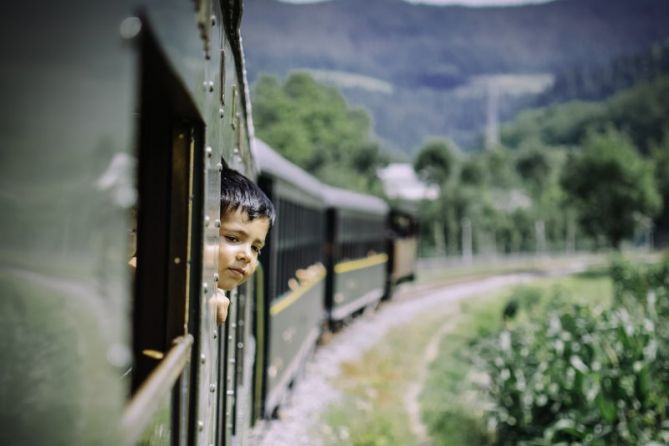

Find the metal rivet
[[208, 81, 214, 92], [214, 273, 219, 282], [216, 162, 223, 172], [229, 358, 235, 365], [119, 17, 142, 40], [226, 390, 234, 396], [203, 283, 208, 294], [205, 146, 213, 157], [174, 257, 181, 264], [214, 219, 221, 228], [203, 81, 209, 91], [219, 108, 224, 119], [200, 354, 206, 364], [213, 331, 217, 339], [210, 384, 216, 393], [237, 342, 244, 349], [198, 421, 204, 431], [210, 15, 216, 26], [205, 215, 210, 227]]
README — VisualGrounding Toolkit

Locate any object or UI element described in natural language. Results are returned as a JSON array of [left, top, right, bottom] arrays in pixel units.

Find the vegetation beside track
[[424, 255, 669, 445], [317, 253, 669, 445], [421, 269, 612, 445]]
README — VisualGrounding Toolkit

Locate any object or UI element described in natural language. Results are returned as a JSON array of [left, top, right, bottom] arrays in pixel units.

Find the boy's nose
[[236, 246, 251, 261]]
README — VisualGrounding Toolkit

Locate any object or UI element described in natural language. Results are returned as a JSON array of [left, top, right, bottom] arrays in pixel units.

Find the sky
[[279, 0, 556, 6]]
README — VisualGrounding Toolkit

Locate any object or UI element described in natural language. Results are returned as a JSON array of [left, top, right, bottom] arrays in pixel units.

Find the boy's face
[[218, 208, 270, 291]]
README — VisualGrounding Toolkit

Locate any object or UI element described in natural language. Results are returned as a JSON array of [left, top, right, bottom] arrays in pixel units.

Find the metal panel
[[0, 2, 138, 444], [265, 281, 325, 413], [331, 261, 387, 321]]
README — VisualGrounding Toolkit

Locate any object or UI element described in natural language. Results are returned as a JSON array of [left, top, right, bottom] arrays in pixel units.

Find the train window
[[335, 214, 385, 262], [390, 211, 417, 238], [122, 25, 204, 445], [274, 198, 324, 298]]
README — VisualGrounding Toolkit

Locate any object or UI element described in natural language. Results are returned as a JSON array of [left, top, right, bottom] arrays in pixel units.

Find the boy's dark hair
[[220, 167, 275, 225]]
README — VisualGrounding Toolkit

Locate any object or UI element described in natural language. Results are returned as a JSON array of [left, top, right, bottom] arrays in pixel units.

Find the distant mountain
[[242, 0, 669, 154], [536, 38, 669, 107]]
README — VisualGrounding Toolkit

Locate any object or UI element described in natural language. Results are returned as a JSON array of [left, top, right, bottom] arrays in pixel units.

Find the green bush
[[478, 258, 669, 445]]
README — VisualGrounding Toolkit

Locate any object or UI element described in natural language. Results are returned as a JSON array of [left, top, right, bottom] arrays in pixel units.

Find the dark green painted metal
[[332, 263, 386, 320], [0, 2, 137, 445], [0, 0, 254, 445], [265, 281, 325, 413]]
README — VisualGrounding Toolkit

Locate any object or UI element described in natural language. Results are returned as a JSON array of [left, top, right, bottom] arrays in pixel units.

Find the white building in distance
[[377, 163, 439, 202]]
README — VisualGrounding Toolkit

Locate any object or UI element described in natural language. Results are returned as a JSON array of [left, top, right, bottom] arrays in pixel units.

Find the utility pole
[[485, 83, 500, 150], [535, 219, 546, 257], [462, 217, 472, 264]]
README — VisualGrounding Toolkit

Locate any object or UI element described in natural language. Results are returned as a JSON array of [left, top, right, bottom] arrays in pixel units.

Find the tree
[[561, 128, 661, 249], [650, 128, 669, 246], [515, 147, 552, 197], [413, 138, 456, 185], [251, 73, 387, 194]]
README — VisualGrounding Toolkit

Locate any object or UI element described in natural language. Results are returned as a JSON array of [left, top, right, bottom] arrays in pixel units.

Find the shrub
[[478, 258, 669, 445]]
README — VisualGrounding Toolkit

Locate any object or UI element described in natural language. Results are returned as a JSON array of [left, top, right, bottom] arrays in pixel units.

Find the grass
[[321, 311, 450, 446], [416, 250, 659, 288], [416, 253, 602, 286]]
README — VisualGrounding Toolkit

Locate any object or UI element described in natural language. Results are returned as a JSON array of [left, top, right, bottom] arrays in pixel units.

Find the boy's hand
[[209, 289, 231, 325]]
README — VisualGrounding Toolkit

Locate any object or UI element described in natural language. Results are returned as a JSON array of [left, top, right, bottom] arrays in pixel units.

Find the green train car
[[1, 1, 259, 445], [252, 139, 327, 418], [323, 186, 389, 322], [0, 2, 420, 444], [250, 140, 419, 419]]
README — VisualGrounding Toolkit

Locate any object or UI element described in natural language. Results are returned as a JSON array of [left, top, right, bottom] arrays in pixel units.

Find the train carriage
[[323, 186, 390, 322], [1, 1, 259, 445], [1, 2, 421, 443], [387, 207, 419, 288], [251, 139, 327, 417]]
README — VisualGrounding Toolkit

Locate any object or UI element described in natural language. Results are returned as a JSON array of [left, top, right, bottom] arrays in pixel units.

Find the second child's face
[[218, 209, 270, 291]]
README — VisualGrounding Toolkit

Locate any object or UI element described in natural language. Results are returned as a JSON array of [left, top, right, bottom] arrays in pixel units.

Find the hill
[[242, 0, 669, 154]]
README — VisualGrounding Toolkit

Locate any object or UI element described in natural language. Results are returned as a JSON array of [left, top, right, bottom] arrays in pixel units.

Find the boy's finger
[[210, 290, 231, 325]]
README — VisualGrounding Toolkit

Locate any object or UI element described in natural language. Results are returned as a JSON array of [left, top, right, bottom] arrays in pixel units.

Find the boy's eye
[[224, 235, 239, 243]]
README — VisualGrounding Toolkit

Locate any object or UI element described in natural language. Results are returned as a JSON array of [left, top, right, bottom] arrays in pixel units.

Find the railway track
[[250, 270, 564, 445]]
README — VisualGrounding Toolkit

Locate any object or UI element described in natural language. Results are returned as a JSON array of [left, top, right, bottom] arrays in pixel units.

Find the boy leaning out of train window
[[210, 168, 275, 325]]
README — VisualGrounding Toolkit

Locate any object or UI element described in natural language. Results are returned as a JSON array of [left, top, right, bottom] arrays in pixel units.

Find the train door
[[123, 26, 205, 445]]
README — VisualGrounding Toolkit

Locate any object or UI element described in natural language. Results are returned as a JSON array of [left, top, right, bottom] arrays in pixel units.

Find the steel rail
[[121, 334, 194, 445]]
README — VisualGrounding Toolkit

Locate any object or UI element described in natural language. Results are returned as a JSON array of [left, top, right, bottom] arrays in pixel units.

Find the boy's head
[[218, 168, 275, 290]]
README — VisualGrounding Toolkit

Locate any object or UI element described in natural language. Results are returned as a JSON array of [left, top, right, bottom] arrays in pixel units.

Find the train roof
[[322, 184, 389, 216], [252, 138, 325, 197]]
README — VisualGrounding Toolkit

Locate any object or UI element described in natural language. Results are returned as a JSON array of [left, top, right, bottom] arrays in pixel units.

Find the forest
[[244, 0, 669, 152], [252, 38, 669, 254]]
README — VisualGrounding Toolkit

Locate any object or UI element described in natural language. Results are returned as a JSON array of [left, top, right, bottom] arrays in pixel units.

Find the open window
[[121, 24, 204, 446]]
